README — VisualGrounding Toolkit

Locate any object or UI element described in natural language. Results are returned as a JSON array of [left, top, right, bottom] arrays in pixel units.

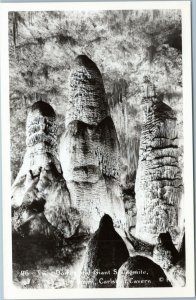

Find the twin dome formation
[[12, 55, 182, 245], [12, 55, 126, 237]]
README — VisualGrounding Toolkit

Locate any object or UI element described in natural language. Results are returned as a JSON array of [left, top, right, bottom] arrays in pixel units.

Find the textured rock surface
[[9, 11, 184, 236], [80, 215, 129, 288], [152, 232, 179, 270], [135, 87, 182, 244], [163, 233, 185, 287], [166, 264, 185, 287], [12, 101, 79, 238], [125, 231, 154, 256], [124, 231, 185, 287], [8, 10, 185, 289], [66, 55, 109, 126], [117, 255, 172, 287], [60, 55, 126, 232], [123, 189, 137, 233], [9, 11, 183, 191]]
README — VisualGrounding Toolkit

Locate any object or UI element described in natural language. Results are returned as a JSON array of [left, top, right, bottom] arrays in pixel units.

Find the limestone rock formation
[[163, 233, 185, 287], [125, 231, 154, 256], [152, 232, 179, 271], [166, 263, 185, 287], [80, 215, 129, 288], [135, 84, 182, 244], [66, 55, 109, 126], [117, 255, 172, 288], [178, 233, 185, 267], [60, 55, 126, 232], [122, 188, 137, 235], [124, 231, 185, 287], [12, 101, 79, 238]]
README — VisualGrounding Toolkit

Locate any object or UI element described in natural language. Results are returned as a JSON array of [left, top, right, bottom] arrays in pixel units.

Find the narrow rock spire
[[135, 82, 182, 244], [12, 101, 78, 238]]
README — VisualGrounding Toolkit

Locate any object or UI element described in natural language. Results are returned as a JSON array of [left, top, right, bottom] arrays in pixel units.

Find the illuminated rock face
[[12, 101, 78, 238], [135, 94, 182, 244], [66, 55, 109, 126], [60, 55, 126, 232]]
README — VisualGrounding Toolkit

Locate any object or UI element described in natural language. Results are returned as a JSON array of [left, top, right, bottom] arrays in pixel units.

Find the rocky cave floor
[[12, 227, 185, 289], [12, 233, 91, 289]]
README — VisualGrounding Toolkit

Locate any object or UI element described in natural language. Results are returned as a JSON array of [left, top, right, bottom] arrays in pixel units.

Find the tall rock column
[[135, 85, 182, 244], [12, 101, 79, 238], [60, 55, 126, 232]]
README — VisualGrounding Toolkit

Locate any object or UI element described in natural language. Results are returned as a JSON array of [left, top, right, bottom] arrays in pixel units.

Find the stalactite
[[13, 12, 18, 47]]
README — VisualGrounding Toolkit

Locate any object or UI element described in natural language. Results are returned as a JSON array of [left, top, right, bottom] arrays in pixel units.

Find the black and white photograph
[[1, 1, 195, 299]]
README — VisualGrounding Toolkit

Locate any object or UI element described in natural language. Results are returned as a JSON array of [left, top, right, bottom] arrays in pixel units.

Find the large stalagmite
[[60, 55, 126, 232], [12, 101, 79, 238], [135, 84, 182, 244]]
